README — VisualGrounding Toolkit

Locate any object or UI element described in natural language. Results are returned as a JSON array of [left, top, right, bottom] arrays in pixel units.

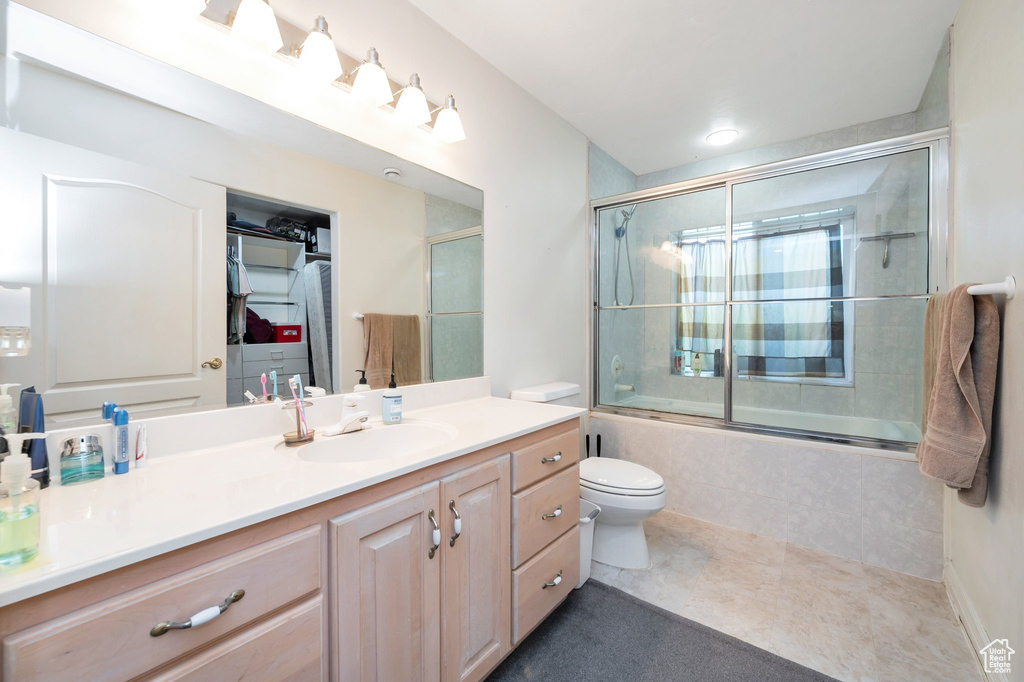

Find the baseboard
[[945, 559, 1007, 682]]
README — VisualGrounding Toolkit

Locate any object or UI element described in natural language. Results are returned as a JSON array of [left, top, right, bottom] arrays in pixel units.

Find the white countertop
[[0, 396, 584, 607]]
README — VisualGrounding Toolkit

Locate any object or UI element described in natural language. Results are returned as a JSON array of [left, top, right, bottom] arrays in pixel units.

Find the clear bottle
[[0, 434, 43, 566], [0, 383, 19, 434]]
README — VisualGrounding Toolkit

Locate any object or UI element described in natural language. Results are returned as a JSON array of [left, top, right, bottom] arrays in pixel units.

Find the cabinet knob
[[201, 358, 224, 369], [428, 509, 441, 559], [541, 505, 563, 520], [542, 571, 563, 589], [448, 500, 462, 547], [150, 589, 244, 636]]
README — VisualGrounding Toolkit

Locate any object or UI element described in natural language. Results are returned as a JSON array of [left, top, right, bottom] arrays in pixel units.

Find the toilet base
[[591, 520, 652, 570]]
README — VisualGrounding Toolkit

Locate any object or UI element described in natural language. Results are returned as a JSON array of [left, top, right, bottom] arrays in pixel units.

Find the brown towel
[[920, 292, 946, 434], [362, 313, 393, 389], [392, 315, 422, 387], [916, 285, 1000, 507]]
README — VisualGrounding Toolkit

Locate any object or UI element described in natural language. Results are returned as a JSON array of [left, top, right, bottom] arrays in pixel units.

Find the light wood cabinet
[[441, 457, 511, 682], [330, 482, 442, 682], [0, 418, 581, 682]]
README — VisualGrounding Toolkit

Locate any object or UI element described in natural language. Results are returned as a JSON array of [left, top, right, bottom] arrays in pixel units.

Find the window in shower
[[427, 228, 483, 382], [593, 137, 941, 447]]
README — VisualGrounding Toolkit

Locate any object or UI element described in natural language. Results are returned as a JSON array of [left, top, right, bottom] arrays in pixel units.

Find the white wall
[[948, 0, 1024, 664], [5, 0, 590, 401]]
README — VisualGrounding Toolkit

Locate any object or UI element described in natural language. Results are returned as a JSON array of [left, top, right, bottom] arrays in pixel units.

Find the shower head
[[615, 204, 639, 238]]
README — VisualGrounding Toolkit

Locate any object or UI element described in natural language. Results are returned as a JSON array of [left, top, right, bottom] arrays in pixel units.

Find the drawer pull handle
[[428, 509, 441, 559], [150, 589, 245, 637], [449, 500, 462, 547], [542, 505, 563, 520], [541, 452, 562, 464], [542, 571, 563, 589]]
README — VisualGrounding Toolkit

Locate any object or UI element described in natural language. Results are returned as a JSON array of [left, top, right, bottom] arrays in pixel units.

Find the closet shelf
[[243, 263, 298, 273]]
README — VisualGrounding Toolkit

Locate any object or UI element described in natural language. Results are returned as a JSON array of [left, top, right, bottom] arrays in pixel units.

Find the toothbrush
[[270, 370, 277, 398], [288, 377, 307, 437], [261, 373, 267, 400], [294, 374, 309, 432]]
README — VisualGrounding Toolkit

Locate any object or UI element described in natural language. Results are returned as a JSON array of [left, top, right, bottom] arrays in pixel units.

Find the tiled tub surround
[[592, 512, 980, 682], [589, 414, 943, 579]]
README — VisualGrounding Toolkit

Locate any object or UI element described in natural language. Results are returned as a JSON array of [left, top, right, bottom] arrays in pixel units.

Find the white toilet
[[580, 457, 666, 570]]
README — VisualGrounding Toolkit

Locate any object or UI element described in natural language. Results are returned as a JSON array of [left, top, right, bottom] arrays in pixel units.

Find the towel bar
[[966, 276, 1015, 300]]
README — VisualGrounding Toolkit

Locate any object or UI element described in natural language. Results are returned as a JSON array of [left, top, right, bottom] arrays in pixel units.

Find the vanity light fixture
[[231, 0, 284, 54], [298, 16, 343, 83], [393, 74, 431, 125], [431, 95, 466, 143], [706, 129, 739, 146], [350, 47, 394, 107]]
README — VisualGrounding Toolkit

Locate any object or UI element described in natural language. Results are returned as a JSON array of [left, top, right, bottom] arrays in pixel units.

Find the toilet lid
[[579, 457, 665, 494]]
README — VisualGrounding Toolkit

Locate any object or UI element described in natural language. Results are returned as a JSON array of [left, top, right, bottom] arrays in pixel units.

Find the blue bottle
[[112, 408, 129, 475]]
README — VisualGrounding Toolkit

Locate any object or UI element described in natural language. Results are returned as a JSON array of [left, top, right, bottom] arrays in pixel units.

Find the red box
[[272, 324, 302, 343]]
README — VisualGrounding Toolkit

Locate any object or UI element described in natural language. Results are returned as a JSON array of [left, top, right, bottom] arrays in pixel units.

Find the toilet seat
[[579, 458, 666, 497]]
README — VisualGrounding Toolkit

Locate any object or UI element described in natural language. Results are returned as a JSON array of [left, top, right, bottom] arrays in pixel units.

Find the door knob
[[202, 358, 224, 369]]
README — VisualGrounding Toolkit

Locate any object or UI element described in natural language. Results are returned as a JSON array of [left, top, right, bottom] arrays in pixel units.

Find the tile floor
[[590, 511, 981, 682]]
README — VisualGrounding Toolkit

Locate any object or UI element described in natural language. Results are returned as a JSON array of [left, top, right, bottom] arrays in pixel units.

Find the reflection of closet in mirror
[[224, 192, 333, 404]]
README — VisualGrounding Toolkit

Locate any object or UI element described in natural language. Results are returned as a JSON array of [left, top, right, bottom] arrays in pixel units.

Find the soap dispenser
[[0, 433, 44, 566], [0, 384, 18, 434], [382, 373, 402, 425], [353, 370, 371, 393]]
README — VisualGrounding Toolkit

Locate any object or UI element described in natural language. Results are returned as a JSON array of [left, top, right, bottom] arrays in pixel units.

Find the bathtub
[[610, 393, 922, 444]]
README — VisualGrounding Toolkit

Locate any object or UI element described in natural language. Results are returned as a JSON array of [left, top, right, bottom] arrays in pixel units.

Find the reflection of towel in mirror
[[393, 315, 422, 387], [362, 313, 394, 389], [916, 285, 1000, 507]]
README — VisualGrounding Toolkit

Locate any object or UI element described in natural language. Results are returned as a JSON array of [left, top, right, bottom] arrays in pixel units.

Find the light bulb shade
[[394, 83, 430, 125], [433, 96, 466, 143], [232, 0, 283, 54], [299, 27, 342, 83], [352, 61, 394, 107]]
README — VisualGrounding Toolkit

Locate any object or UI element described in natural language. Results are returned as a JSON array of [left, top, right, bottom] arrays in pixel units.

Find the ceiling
[[406, 0, 961, 175]]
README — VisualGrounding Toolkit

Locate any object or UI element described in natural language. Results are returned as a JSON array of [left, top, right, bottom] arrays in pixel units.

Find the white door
[[0, 127, 226, 420]]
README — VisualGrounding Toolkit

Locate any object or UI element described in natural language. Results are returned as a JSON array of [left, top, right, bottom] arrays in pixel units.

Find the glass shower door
[[428, 231, 483, 381]]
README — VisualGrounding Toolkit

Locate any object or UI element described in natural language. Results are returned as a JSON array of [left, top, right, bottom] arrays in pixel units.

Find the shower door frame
[[588, 128, 950, 452]]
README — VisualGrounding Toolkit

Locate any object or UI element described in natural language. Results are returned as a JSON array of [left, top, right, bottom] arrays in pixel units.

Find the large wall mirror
[[0, 39, 483, 425]]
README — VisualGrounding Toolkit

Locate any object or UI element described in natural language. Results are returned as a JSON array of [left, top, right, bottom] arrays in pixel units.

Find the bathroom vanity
[[0, 390, 583, 681]]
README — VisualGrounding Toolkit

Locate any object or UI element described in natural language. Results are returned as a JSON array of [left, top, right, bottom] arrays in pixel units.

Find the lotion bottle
[[0, 384, 19, 434], [382, 373, 402, 425]]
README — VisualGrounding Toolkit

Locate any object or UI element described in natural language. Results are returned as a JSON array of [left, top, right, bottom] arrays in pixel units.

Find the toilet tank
[[509, 382, 581, 407]]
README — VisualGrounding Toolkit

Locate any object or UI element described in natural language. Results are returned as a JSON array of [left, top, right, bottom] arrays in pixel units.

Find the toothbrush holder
[[281, 399, 314, 446]]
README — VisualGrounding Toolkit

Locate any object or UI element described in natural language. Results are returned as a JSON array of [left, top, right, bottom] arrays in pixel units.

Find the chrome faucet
[[322, 394, 369, 436]]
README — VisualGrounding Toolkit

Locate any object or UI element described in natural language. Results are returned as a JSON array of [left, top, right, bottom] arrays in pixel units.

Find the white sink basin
[[289, 419, 459, 464]]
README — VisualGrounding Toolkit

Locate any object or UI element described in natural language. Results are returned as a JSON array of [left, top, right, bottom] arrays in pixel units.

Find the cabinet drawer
[[512, 526, 579, 644], [2, 526, 321, 682], [511, 427, 578, 492], [243, 357, 309, 379], [241, 343, 308, 363], [512, 465, 579, 568], [148, 597, 325, 681]]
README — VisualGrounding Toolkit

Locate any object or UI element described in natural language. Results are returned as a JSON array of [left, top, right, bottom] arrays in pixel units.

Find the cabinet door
[[330, 482, 442, 682], [440, 456, 511, 682]]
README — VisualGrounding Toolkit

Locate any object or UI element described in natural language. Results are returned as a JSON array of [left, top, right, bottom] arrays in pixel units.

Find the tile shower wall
[[589, 414, 944, 580]]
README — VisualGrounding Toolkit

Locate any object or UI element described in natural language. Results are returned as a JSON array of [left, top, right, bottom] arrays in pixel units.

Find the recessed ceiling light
[[706, 129, 739, 146]]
